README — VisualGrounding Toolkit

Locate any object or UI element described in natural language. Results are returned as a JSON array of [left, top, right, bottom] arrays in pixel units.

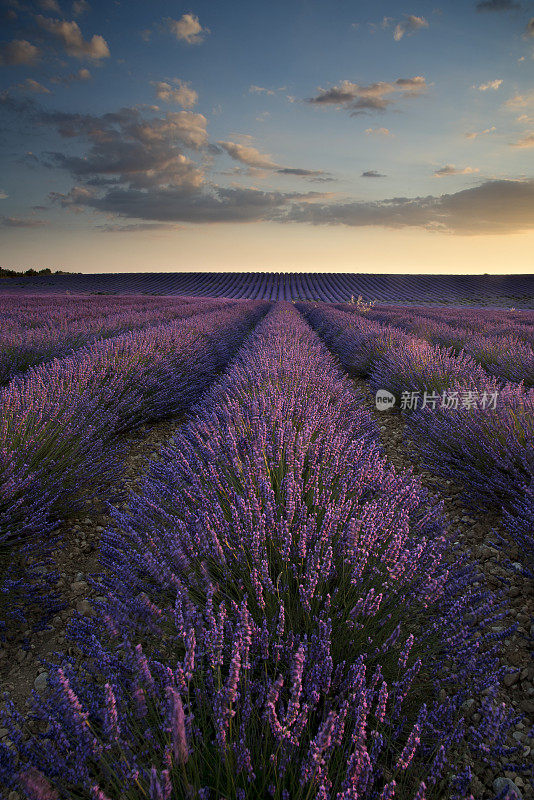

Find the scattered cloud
[[54, 184, 325, 224], [465, 125, 496, 138], [281, 179, 534, 235], [215, 140, 334, 180], [368, 17, 394, 33], [366, 15, 428, 39], [365, 127, 393, 136], [249, 85, 276, 95], [1, 95, 210, 193], [474, 79, 503, 91], [217, 141, 279, 169], [362, 170, 387, 177], [510, 132, 534, 147], [276, 168, 334, 181], [165, 13, 209, 45], [97, 221, 178, 233], [35, 15, 110, 60], [306, 76, 427, 115], [15, 78, 50, 93], [0, 39, 40, 66], [49, 184, 97, 211], [50, 67, 91, 84], [505, 91, 534, 110], [72, 0, 90, 15], [393, 15, 429, 41], [38, 0, 61, 12], [0, 190, 8, 199], [476, 0, 521, 10], [434, 164, 480, 176], [152, 79, 198, 109], [1, 216, 46, 227], [525, 18, 534, 36]]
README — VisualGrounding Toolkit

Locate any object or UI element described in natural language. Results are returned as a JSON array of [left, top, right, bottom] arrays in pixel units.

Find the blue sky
[[1, 0, 534, 272]]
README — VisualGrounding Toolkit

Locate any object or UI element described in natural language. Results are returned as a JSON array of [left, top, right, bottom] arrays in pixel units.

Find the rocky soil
[[0, 414, 186, 799]]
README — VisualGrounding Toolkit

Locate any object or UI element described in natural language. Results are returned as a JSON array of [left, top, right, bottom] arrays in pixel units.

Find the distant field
[[1, 270, 533, 307]]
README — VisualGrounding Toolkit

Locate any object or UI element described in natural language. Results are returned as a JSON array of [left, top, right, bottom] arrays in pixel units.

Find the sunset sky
[[1, 0, 533, 273]]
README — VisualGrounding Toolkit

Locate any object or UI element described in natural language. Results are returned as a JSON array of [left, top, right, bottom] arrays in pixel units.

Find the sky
[[0, 0, 534, 274]]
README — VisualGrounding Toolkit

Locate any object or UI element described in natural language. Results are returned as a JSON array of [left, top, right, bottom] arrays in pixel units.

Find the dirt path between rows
[[352, 376, 534, 800], [0, 414, 186, 745]]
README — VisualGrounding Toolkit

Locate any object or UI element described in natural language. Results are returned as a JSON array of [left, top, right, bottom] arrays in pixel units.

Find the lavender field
[[0, 292, 533, 800], [1, 273, 534, 309]]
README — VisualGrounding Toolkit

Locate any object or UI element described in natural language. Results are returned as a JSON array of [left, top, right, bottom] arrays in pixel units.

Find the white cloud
[[50, 67, 91, 84], [510, 132, 534, 148], [38, 0, 61, 11], [35, 15, 110, 60], [152, 80, 198, 109], [282, 179, 534, 235], [434, 165, 480, 176], [166, 14, 209, 45], [72, 0, 90, 15], [249, 85, 276, 95], [465, 126, 496, 139], [505, 91, 534, 110], [217, 141, 279, 169], [0, 190, 8, 199], [393, 15, 428, 41], [365, 127, 393, 136], [306, 76, 427, 114], [15, 78, 50, 93], [0, 40, 40, 66], [474, 79, 503, 91], [1, 216, 46, 227]]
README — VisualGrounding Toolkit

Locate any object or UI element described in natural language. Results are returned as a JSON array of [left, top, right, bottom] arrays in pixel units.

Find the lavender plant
[[0, 296, 232, 386], [0, 301, 268, 637], [298, 304, 411, 378], [403, 379, 534, 511], [369, 341, 490, 405], [0, 304, 516, 800]]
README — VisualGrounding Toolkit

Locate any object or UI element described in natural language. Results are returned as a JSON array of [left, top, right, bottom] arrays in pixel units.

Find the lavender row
[[0, 296, 234, 387], [336, 304, 534, 386], [300, 303, 534, 580], [4, 271, 534, 306], [347, 304, 534, 342], [0, 301, 268, 635], [1, 303, 519, 800], [0, 300, 268, 549]]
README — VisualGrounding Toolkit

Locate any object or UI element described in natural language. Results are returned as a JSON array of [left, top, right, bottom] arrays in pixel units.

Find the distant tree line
[[0, 267, 76, 277]]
